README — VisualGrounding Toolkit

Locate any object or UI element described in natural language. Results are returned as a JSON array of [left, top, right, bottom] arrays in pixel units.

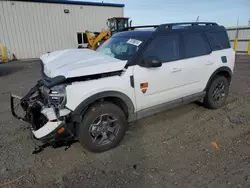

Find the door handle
[[206, 61, 214, 65], [171, 67, 182, 72]]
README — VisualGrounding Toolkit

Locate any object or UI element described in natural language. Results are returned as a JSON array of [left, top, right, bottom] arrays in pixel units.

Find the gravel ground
[[1, 55, 250, 188]]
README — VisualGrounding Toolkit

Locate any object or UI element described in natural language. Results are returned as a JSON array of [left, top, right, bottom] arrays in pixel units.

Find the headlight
[[48, 85, 66, 108]]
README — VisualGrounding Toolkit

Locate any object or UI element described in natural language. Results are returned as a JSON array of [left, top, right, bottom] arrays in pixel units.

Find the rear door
[[178, 32, 213, 94], [204, 31, 235, 75]]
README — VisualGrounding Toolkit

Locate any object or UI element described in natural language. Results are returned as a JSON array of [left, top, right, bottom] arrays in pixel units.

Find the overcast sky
[[94, 0, 250, 26]]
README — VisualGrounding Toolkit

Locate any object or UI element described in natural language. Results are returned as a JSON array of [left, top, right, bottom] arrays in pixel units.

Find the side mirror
[[140, 56, 162, 68], [129, 20, 132, 27]]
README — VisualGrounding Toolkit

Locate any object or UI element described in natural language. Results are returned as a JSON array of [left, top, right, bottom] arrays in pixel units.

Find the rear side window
[[205, 31, 230, 51], [143, 35, 180, 62], [183, 33, 209, 58]]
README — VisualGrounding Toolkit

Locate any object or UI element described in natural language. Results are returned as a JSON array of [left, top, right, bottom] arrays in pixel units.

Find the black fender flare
[[204, 66, 232, 91], [71, 91, 136, 123]]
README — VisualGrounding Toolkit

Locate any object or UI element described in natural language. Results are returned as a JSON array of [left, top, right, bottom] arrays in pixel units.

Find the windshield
[[117, 19, 128, 31], [96, 36, 145, 61]]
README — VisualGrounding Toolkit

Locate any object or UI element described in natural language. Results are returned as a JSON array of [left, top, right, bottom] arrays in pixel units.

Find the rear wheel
[[203, 76, 229, 109], [78, 102, 127, 152]]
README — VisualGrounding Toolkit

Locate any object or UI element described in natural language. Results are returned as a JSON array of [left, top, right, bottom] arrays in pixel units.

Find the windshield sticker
[[127, 39, 142, 46]]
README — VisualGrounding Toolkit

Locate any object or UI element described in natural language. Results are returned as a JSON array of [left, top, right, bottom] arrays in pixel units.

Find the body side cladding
[[137, 91, 206, 120], [182, 91, 206, 104], [71, 91, 136, 123], [204, 66, 233, 91]]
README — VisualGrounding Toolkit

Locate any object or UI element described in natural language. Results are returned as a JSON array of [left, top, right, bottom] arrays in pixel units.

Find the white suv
[[11, 22, 235, 153]]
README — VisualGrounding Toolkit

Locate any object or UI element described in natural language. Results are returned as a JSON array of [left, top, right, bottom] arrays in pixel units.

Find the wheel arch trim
[[71, 91, 136, 122], [205, 66, 232, 91]]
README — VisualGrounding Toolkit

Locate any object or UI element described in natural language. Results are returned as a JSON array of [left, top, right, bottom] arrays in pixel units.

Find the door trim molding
[[136, 91, 206, 120]]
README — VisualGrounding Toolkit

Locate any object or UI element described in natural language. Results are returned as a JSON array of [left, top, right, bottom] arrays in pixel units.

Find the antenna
[[196, 16, 200, 22], [236, 16, 239, 27]]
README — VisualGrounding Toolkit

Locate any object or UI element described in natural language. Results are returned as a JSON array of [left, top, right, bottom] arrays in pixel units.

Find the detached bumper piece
[[10, 81, 75, 153], [32, 122, 76, 154]]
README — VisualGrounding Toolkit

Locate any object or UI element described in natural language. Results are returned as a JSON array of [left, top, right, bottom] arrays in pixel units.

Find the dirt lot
[[1, 56, 250, 188]]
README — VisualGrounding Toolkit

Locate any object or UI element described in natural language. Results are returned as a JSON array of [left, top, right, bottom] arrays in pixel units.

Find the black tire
[[203, 76, 229, 109], [78, 102, 127, 152]]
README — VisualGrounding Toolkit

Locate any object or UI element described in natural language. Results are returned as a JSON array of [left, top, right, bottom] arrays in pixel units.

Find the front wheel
[[78, 102, 127, 152], [203, 76, 229, 109]]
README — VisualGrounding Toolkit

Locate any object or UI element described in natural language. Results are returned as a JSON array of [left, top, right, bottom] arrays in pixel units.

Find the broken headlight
[[48, 85, 66, 108]]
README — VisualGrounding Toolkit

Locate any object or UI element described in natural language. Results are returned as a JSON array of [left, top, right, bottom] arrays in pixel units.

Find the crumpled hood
[[40, 49, 126, 78]]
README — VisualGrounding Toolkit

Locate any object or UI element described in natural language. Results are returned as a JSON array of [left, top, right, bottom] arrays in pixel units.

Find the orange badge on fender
[[140, 82, 148, 94]]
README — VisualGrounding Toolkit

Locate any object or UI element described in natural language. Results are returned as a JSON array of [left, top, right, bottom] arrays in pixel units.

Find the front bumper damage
[[10, 81, 75, 152]]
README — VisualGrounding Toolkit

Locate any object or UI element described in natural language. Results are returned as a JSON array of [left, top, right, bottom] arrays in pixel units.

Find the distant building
[[227, 26, 250, 54], [0, 0, 124, 59]]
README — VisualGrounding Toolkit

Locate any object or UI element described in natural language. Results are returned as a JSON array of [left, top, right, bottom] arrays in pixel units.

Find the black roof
[[113, 29, 155, 38], [118, 22, 226, 37]]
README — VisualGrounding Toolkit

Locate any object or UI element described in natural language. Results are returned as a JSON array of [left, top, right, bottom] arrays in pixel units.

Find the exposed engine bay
[[11, 80, 74, 154], [11, 80, 48, 130]]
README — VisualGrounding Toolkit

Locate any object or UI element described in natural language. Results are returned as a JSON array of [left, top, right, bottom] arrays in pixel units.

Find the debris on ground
[[211, 142, 220, 151]]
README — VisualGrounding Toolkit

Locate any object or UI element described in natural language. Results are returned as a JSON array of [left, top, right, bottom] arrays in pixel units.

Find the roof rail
[[121, 22, 218, 32], [122, 25, 159, 31], [157, 22, 218, 31]]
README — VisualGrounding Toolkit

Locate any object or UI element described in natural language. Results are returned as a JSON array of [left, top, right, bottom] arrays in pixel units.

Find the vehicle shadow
[[47, 103, 203, 188], [0, 63, 24, 76], [47, 130, 149, 188]]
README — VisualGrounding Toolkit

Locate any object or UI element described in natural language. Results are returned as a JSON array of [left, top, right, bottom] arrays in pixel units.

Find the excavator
[[78, 17, 132, 50]]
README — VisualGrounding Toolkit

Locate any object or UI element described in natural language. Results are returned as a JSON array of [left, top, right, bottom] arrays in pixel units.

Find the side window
[[204, 32, 222, 51], [205, 32, 230, 50], [143, 35, 180, 62], [183, 33, 209, 58], [77, 33, 83, 44]]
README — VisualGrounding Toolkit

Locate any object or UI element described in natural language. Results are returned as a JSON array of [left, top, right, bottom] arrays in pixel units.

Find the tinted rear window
[[205, 31, 230, 51], [183, 33, 209, 58]]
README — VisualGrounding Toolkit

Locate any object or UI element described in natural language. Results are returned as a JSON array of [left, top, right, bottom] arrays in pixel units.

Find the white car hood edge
[[40, 49, 127, 78]]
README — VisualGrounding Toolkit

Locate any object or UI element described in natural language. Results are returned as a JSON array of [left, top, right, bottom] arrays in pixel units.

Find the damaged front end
[[10, 80, 75, 151]]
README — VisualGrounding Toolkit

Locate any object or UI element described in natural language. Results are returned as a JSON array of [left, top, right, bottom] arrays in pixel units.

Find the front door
[[133, 34, 184, 112]]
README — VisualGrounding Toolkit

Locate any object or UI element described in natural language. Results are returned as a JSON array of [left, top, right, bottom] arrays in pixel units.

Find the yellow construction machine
[[78, 17, 132, 50], [0, 44, 8, 63]]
